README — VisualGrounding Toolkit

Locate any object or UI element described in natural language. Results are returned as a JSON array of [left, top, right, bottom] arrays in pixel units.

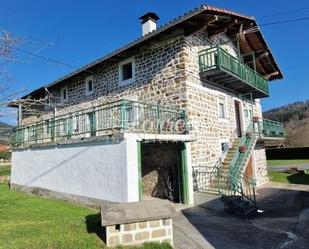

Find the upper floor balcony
[[12, 100, 187, 147], [198, 46, 269, 98]]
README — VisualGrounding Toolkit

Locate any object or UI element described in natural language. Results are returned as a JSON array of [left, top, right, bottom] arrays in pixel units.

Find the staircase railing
[[192, 129, 238, 192], [217, 170, 257, 215], [228, 121, 257, 178], [219, 121, 258, 215], [193, 121, 259, 216]]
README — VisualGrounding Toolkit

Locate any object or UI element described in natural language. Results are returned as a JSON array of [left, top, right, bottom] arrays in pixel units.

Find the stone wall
[[106, 218, 173, 247], [254, 145, 269, 186], [141, 143, 180, 201], [21, 34, 188, 125], [181, 31, 264, 167]]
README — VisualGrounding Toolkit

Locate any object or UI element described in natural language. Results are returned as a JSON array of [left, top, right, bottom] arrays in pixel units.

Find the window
[[221, 142, 229, 153], [218, 96, 227, 119], [73, 115, 80, 133], [118, 57, 135, 86], [244, 109, 249, 118], [46, 120, 50, 135], [61, 87, 68, 102], [86, 112, 96, 136], [85, 75, 94, 95], [122, 62, 132, 81]]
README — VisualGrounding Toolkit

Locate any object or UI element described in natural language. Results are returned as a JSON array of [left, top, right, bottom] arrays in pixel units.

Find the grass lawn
[[267, 159, 309, 167], [268, 171, 309, 185], [0, 184, 171, 249]]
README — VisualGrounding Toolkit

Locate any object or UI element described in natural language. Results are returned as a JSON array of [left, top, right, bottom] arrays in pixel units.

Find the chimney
[[139, 12, 160, 36]]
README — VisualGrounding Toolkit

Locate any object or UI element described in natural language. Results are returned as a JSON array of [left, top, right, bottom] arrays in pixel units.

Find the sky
[[1, 0, 309, 124]]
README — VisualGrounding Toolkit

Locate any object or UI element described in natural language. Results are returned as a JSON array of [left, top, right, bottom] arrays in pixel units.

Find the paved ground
[[173, 182, 309, 249], [268, 164, 309, 171]]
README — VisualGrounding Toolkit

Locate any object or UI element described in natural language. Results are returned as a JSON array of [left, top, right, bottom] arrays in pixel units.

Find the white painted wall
[[125, 134, 140, 202], [11, 140, 137, 203]]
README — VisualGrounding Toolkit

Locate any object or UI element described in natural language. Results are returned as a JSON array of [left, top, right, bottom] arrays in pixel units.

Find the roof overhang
[[11, 4, 283, 105]]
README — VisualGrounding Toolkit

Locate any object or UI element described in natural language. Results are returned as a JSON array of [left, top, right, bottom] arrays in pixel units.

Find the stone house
[[10, 5, 284, 211]]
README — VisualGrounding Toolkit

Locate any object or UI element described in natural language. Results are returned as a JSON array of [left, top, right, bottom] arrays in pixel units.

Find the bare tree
[[0, 30, 25, 122]]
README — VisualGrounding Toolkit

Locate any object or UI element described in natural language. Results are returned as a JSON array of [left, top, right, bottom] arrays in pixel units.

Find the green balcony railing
[[254, 119, 284, 138], [198, 46, 269, 95], [12, 99, 187, 147]]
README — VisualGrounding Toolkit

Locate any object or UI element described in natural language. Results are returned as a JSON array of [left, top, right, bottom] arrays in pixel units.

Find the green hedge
[[0, 151, 11, 160], [266, 147, 309, 160]]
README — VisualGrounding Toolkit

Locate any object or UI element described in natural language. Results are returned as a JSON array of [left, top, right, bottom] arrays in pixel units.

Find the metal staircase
[[193, 121, 258, 217]]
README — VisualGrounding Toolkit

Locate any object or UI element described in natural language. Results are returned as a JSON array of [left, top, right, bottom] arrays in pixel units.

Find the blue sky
[[1, 0, 309, 124]]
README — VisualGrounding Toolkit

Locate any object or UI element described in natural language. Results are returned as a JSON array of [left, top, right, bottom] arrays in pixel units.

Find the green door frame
[[137, 141, 143, 201], [137, 141, 189, 204]]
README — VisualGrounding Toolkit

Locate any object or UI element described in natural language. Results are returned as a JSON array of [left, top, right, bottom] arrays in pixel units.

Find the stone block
[[122, 233, 133, 243], [138, 221, 148, 229], [149, 220, 160, 228], [108, 235, 120, 247], [152, 229, 166, 238], [135, 231, 150, 241], [123, 223, 136, 231]]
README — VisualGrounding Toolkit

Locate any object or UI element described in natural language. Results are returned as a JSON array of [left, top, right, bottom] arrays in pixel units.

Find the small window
[[221, 142, 229, 153], [219, 103, 225, 118], [85, 76, 94, 95], [46, 120, 50, 135], [119, 58, 135, 86], [218, 96, 227, 119], [61, 87, 68, 102], [244, 109, 249, 118], [122, 62, 132, 81]]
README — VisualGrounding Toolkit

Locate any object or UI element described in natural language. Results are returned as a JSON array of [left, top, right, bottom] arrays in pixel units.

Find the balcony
[[254, 119, 285, 139], [198, 46, 269, 98], [12, 100, 187, 147]]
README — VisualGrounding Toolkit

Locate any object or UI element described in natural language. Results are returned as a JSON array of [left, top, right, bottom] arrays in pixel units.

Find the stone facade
[[141, 143, 180, 200], [182, 31, 265, 175], [106, 218, 173, 247], [254, 145, 269, 185], [19, 29, 269, 190], [22, 34, 187, 125]]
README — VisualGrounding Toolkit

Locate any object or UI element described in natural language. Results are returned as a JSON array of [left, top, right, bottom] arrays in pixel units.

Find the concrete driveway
[[268, 163, 309, 171], [173, 182, 309, 249]]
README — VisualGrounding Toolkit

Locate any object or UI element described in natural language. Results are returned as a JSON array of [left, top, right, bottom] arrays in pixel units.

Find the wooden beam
[[265, 71, 279, 80]]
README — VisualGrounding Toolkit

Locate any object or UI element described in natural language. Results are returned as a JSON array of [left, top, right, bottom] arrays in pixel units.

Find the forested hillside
[[0, 121, 13, 144], [263, 100, 309, 147]]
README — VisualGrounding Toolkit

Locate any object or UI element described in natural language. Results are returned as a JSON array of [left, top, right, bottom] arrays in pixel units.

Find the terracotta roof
[[13, 4, 283, 102], [0, 145, 9, 152]]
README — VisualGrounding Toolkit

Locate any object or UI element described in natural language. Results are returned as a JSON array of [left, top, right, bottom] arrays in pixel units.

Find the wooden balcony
[[199, 46, 269, 98]]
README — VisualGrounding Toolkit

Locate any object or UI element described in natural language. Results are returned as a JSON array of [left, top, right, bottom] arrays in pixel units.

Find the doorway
[[140, 142, 188, 204], [234, 100, 243, 137]]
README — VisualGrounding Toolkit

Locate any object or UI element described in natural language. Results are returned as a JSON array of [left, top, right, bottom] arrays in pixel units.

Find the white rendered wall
[[11, 139, 139, 203]]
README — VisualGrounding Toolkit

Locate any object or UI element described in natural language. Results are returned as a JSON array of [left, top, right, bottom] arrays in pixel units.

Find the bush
[[266, 147, 309, 160], [0, 151, 11, 160]]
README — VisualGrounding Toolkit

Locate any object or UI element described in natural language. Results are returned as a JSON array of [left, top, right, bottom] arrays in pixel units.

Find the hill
[[263, 100, 309, 123], [263, 100, 309, 147], [0, 121, 13, 144]]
